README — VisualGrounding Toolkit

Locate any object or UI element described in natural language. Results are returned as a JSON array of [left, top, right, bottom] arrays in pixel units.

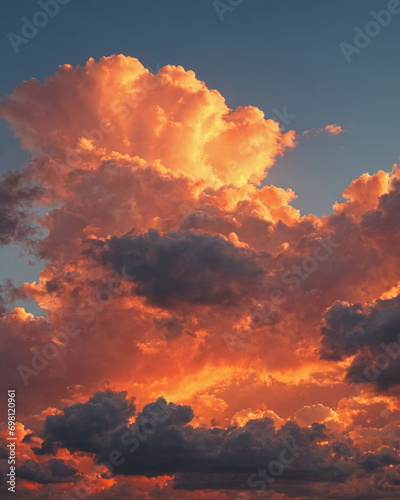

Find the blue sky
[[1, 0, 400, 310]]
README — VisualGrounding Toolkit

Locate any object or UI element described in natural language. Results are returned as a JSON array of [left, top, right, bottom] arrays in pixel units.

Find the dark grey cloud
[[35, 390, 136, 455], [320, 294, 400, 390], [104, 229, 264, 307], [33, 390, 400, 493], [153, 315, 194, 339], [358, 449, 400, 473], [0, 171, 43, 246], [18, 458, 77, 484], [361, 177, 400, 249]]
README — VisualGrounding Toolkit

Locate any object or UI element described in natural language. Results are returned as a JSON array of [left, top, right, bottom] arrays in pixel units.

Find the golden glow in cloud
[[0, 55, 399, 499]]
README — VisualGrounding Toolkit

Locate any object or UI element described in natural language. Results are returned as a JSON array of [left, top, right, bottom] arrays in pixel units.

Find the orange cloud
[[324, 124, 345, 135], [0, 55, 399, 499], [302, 123, 345, 137], [0, 55, 295, 188]]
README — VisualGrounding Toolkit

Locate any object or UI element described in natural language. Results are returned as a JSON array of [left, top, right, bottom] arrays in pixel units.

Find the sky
[[0, 1, 400, 499]]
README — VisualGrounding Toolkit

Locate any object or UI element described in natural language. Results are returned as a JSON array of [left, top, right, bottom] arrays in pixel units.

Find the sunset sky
[[1, 1, 400, 499]]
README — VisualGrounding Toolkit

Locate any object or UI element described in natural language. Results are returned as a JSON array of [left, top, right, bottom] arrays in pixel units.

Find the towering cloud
[[0, 55, 399, 499], [0, 55, 295, 187]]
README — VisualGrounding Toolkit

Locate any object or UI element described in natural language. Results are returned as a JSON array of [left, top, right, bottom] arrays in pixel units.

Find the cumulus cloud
[[320, 292, 400, 391], [103, 229, 264, 307], [35, 390, 136, 455], [0, 55, 399, 499], [29, 390, 400, 497], [324, 124, 344, 135], [18, 458, 78, 484], [295, 404, 338, 427], [0, 55, 295, 187]]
